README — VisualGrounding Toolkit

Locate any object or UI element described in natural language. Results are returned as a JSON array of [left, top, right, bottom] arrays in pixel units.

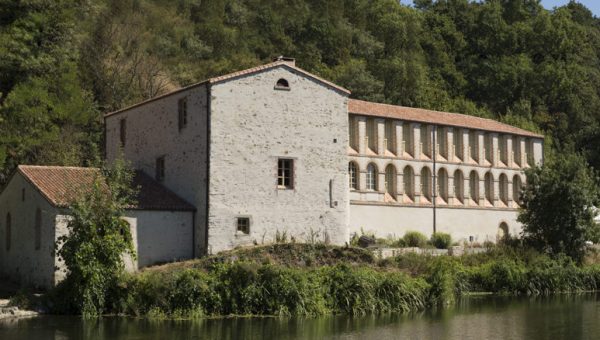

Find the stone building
[[0, 166, 194, 288], [104, 57, 543, 254], [0, 58, 543, 287], [347, 99, 543, 243]]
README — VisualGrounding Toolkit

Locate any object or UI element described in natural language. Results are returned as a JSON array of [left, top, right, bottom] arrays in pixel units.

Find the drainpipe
[[432, 126, 437, 234]]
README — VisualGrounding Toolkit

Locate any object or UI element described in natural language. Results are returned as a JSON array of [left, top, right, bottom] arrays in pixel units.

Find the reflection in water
[[0, 294, 598, 340]]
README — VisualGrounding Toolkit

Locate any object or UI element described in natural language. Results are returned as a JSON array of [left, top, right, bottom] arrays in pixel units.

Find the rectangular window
[[237, 217, 250, 234], [119, 118, 126, 146], [155, 156, 165, 182], [277, 159, 294, 189], [178, 97, 188, 131]]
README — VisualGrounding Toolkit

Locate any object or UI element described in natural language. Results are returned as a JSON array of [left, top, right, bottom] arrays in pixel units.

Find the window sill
[[274, 86, 291, 91]]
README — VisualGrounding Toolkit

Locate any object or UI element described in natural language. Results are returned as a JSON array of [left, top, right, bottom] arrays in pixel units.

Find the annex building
[[0, 58, 543, 287]]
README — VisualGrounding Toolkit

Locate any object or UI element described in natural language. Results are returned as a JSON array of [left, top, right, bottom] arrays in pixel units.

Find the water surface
[[0, 294, 598, 339]]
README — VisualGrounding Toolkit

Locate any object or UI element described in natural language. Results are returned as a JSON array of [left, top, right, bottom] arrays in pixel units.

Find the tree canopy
[[2, 0, 600, 180], [518, 153, 600, 262]]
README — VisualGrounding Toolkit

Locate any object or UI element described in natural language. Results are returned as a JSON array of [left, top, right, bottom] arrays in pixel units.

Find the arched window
[[484, 172, 494, 205], [526, 139, 534, 166], [513, 137, 521, 166], [438, 168, 448, 203], [499, 174, 509, 205], [403, 123, 413, 157], [498, 222, 509, 241], [454, 170, 464, 204], [35, 208, 41, 250], [366, 118, 377, 153], [484, 134, 493, 163], [5, 213, 11, 252], [499, 135, 508, 165], [385, 164, 397, 199], [421, 167, 432, 202], [453, 129, 463, 161], [469, 171, 479, 205], [384, 120, 396, 154], [348, 162, 358, 190], [513, 175, 523, 206], [469, 130, 479, 162], [421, 125, 431, 158], [437, 127, 448, 159], [275, 78, 290, 89], [403, 166, 414, 202], [348, 116, 359, 151], [366, 163, 377, 191]]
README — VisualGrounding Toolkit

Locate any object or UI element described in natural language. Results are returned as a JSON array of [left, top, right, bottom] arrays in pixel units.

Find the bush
[[430, 233, 452, 249], [403, 231, 427, 247]]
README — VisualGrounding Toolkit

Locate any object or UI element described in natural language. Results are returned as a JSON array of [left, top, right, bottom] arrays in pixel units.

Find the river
[[0, 294, 598, 339]]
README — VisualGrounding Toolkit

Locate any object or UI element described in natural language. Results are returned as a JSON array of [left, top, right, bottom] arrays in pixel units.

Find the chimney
[[272, 56, 296, 66]]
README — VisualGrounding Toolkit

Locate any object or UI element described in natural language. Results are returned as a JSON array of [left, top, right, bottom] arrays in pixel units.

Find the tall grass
[[46, 246, 600, 318]]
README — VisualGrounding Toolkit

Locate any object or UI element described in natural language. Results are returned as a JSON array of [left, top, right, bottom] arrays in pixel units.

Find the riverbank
[[41, 243, 595, 319]]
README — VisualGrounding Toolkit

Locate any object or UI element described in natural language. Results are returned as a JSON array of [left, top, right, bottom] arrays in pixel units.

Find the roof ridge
[[348, 99, 543, 138], [18, 165, 99, 171], [105, 59, 350, 118]]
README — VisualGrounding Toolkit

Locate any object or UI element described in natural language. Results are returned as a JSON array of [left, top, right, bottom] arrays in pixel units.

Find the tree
[[55, 158, 137, 316], [518, 153, 600, 262]]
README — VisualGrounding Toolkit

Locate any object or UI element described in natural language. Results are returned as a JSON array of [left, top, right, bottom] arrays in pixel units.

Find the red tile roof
[[348, 99, 543, 138], [17, 166, 195, 211]]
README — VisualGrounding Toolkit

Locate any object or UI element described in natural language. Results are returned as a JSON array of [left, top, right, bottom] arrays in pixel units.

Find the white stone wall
[[208, 66, 350, 253], [105, 85, 208, 255], [125, 210, 194, 268], [350, 204, 520, 244], [0, 173, 58, 289]]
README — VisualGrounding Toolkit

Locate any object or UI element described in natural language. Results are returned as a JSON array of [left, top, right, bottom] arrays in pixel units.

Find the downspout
[[204, 83, 212, 256], [432, 126, 437, 234]]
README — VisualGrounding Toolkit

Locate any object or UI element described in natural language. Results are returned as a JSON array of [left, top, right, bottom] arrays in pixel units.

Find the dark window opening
[[278, 159, 294, 189], [275, 78, 290, 90], [237, 217, 250, 234], [178, 97, 188, 131], [155, 156, 165, 182], [119, 118, 127, 146]]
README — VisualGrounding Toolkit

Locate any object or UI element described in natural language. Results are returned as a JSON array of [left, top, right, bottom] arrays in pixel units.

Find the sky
[[399, 0, 600, 16]]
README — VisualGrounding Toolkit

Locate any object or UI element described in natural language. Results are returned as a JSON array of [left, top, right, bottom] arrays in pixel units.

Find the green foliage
[[518, 153, 600, 262], [40, 242, 600, 318], [403, 231, 428, 247], [53, 158, 137, 317], [430, 232, 452, 249], [5, 0, 600, 180]]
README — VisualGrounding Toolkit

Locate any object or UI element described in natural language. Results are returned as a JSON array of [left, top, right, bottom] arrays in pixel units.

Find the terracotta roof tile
[[348, 99, 543, 138], [17, 166, 195, 211]]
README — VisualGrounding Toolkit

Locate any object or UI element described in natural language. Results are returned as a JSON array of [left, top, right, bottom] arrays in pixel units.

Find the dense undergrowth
[[43, 244, 600, 319]]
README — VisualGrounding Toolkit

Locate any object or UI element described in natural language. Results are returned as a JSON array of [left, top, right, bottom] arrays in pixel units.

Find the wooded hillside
[[1, 0, 599, 182]]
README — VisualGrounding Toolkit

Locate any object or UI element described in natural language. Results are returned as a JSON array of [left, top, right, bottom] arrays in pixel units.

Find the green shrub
[[430, 233, 452, 249], [403, 231, 427, 247]]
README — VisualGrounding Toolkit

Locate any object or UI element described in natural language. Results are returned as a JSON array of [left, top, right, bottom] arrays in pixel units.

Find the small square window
[[237, 217, 250, 234], [155, 156, 165, 182], [178, 97, 188, 131], [278, 159, 294, 189]]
